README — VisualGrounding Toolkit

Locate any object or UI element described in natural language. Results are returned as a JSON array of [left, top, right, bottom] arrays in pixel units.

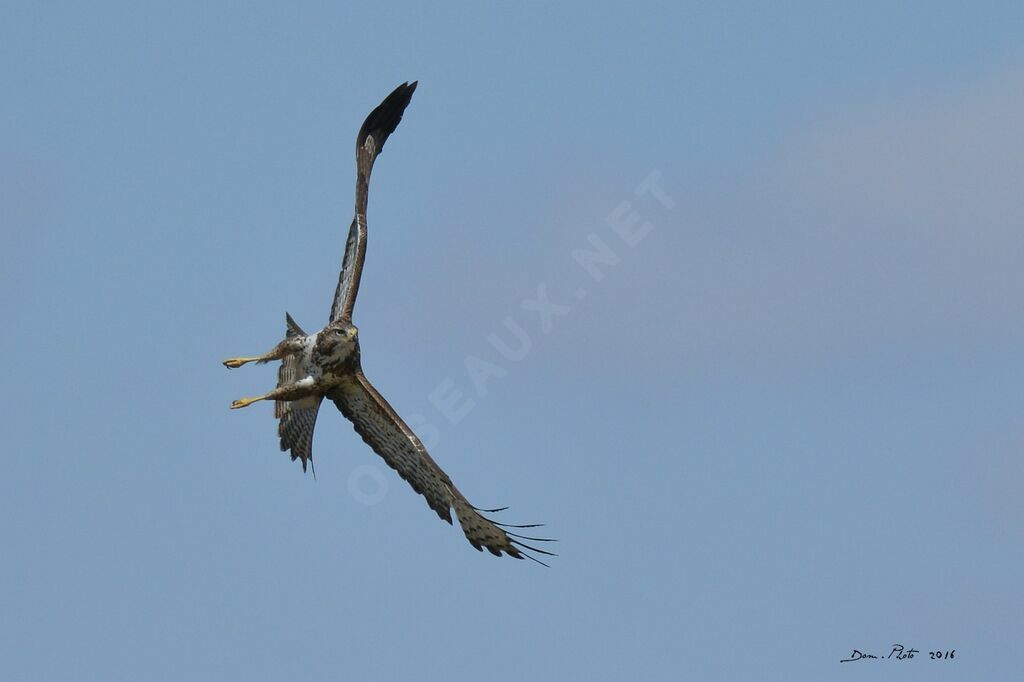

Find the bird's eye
[[335, 328, 344, 336]]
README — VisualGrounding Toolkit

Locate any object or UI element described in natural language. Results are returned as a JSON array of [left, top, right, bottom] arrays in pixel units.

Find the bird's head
[[317, 322, 360, 364]]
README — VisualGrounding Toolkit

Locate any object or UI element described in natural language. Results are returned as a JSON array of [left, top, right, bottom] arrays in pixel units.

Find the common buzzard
[[224, 83, 552, 565]]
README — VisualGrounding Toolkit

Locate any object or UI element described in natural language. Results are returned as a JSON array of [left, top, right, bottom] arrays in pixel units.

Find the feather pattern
[[330, 81, 418, 324], [275, 314, 322, 471], [328, 372, 550, 561]]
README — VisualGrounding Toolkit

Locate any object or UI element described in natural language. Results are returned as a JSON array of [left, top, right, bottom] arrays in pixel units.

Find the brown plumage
[[329, 81, 417, 325], [275, 314, 320, 472], [224, 82, 553, 564]]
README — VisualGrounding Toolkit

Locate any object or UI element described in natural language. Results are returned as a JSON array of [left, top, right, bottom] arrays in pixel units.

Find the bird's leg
[[230, 377, 317, 409], [230, 394, 268, 409], [223, 339, 298, 369], [223, 356, 268, 369]]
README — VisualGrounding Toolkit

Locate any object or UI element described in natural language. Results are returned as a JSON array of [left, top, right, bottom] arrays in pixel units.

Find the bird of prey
[[224, 82, 552, 564]]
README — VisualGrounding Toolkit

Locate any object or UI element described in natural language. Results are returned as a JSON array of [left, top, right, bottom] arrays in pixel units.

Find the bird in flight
[[224, 82, 553, 565]]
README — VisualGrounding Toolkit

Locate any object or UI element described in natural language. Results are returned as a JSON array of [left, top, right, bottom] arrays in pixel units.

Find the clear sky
[[3, 2, 1023, 680]]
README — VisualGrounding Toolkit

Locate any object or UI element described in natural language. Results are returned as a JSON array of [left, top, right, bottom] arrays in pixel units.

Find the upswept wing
[[329, 81, 418, 324], [275, 313, 322, 472], [327, 372, 554, 564]]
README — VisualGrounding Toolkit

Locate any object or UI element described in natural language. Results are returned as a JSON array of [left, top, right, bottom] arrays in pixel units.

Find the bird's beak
[[346, 326, 358, 341]]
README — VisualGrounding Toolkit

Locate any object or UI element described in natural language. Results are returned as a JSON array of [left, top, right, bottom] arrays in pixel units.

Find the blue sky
[[3, 2, 1023, 680]]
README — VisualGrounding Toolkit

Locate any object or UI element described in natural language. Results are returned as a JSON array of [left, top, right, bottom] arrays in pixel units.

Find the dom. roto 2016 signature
[[841, 645, 956, 662]]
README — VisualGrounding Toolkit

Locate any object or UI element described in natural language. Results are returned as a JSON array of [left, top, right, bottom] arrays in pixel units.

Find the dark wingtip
[[515, 548, 552, 568], [475, 506, 557, 566], [471, 504, 509, 514], [356, 81, 417, 152]]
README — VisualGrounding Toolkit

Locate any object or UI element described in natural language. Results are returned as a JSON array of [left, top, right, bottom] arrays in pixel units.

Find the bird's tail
[[284, 312, 306, 338]]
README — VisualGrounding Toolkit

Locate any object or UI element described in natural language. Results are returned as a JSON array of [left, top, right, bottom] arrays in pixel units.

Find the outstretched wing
[[329, 81, 418, 324], [275, 313, 322, 472], [327, 372, 553, 563]]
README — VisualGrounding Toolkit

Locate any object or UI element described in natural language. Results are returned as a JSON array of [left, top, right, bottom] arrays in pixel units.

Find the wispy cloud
[[542, 66, 1024, 374], [357, 66, 1024, 400]]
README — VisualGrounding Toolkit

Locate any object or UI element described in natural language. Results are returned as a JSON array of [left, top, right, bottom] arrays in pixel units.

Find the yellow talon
[[223, 357, 258, 369], [230, 396, 265, 409]]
